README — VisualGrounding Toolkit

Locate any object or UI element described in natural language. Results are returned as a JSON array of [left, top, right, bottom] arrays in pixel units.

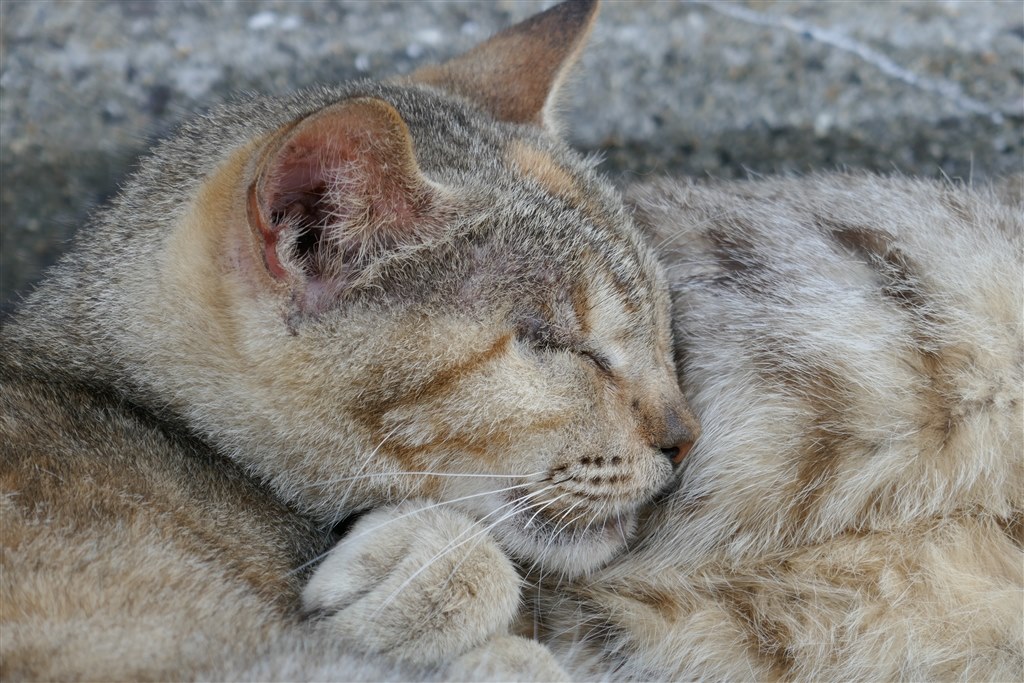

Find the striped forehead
[[582, 249, 664, 358], [574, 201, 667, 342], [502, 137, 671, 373], [505, 139, 663, 310]]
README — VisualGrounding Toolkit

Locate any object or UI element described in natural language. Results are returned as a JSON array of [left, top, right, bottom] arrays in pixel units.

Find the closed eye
[[515, 317, 613, 376]]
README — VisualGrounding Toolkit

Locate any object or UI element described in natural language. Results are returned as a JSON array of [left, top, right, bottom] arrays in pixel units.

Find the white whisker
[[550, 499, 587, 536], [333, 424, 402, 514], [339, 480, 545, 546], [286, 479, 548, 578], [309, 470, 547, 488], [523, 491, 571, 529], [371, 492, 549, 616]]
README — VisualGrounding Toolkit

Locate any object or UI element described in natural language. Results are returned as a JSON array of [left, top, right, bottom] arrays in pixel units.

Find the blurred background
[[2, 0, 1021, 311]]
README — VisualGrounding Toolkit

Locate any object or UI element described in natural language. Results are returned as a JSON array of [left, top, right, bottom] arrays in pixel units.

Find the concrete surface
[[2, 0, 1022, 309]]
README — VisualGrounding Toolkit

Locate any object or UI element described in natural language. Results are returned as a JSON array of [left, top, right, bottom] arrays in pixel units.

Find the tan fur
[[509, 140, 585, 203], [1, 1, 696, 679], [410, 0, 598, 130], [7, 2, 1009, 679], [540, 174, 1024, 681]]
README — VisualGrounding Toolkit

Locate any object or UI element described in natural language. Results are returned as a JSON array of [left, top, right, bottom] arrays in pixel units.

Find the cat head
[[135, 0, 698, 577]]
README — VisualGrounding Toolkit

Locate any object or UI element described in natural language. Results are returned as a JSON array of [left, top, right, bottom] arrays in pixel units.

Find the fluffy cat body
[[3, 0, 1021, 679], [2, 2, 696, 679], [542, 174, 1023, 680]]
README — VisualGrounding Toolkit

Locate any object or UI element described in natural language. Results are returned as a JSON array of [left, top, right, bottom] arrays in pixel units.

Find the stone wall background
[[2, 0, 1022, 310]]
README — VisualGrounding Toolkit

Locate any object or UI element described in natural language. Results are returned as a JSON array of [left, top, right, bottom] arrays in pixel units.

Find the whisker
[[335, 480, 545, 546], [333, 424, 402, 514], [564, 510, 602, 585], [527, 501, 585, 580], [523, 491, 572, 529], [616, 511, 629, 547], [286, 480, 547, 578], [512, 492, 584, 582], [291, 426, 405, 577], [309, 470, 547, 488], [430, 486, 560, 594], [558, 510, 590, 539], [550, 499, 587, 536], [371, 491, 550, 616]]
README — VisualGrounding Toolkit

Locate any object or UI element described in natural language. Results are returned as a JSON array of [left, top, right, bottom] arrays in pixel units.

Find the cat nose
[[654, 404, 699, 466]]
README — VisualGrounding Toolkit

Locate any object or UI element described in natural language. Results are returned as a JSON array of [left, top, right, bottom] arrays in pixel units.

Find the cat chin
[[489, 508, 639, 579]]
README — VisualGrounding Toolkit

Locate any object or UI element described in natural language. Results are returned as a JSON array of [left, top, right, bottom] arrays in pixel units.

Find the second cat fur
[[541, 174, 1023, 680]]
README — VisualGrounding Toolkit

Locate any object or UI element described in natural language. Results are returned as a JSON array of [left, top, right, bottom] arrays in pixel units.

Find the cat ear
[[409, 0, 599, 131], [247, 97, 445, 312]]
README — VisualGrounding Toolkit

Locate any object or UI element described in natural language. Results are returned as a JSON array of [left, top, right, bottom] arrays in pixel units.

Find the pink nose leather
[[656, 406, 698, 466]]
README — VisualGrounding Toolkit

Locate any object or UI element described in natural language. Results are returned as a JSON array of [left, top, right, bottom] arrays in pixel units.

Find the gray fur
[[541, 173, 1024, 680], [1, 2, 692, 678]]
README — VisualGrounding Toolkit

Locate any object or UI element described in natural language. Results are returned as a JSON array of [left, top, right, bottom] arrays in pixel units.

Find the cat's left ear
[[246, 97, 449, 314], [409, 0, 599, 132]]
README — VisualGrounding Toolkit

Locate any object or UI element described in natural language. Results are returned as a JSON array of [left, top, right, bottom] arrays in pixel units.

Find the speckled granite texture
[[2, 0, 1022, 308]]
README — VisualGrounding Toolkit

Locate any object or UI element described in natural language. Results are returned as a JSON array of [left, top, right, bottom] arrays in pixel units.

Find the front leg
[[301, 500, 522, 666]]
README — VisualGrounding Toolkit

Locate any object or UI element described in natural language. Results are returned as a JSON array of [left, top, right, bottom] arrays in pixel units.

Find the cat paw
[[301, 501, 522, 666], [446, 635, 570, 682]]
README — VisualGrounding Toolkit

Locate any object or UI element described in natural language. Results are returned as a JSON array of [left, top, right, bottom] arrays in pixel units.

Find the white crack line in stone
[[693, 0, 1008, 125]]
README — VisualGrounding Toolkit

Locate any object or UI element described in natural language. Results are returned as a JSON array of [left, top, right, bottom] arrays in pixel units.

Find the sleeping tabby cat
[[1, 1, 695, 679], [541, 174, 1023, 680], [3, 0, 1020, 679]]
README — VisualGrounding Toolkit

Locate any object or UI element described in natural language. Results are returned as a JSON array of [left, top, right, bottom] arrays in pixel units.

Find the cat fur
[[540, 173, 1024, 681], [1, 1, 696, 679]]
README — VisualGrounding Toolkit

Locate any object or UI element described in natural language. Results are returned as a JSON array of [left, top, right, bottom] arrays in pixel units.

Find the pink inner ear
[[247, 183, 288, 281], [249, 99, 442, 306], [256, 134, 362, 281]]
